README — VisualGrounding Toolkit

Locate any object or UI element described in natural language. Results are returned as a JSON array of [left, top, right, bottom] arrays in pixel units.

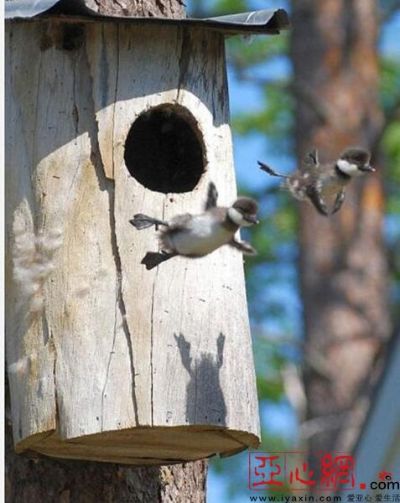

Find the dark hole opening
[[61, 25, 85, 51], [124, 106, 205, 193]]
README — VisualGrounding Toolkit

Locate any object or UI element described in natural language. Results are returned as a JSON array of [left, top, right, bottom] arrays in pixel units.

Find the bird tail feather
[[130, 214, 168, 230], [258, 161, 288, 179]]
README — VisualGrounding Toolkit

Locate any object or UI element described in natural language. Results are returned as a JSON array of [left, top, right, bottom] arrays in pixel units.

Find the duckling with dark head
[[130, 183, 259, 270], [258, 147, 374, 216]]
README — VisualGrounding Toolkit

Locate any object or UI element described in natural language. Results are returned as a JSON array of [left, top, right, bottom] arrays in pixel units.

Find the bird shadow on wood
[[174, 333, 227, 426]]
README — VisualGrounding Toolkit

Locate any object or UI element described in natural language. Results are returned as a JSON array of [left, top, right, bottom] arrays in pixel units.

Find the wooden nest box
[[5, 1, 289, 464]]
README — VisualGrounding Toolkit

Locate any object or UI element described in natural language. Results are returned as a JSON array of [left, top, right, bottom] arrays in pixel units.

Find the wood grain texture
[[5, 20, 260, 464]]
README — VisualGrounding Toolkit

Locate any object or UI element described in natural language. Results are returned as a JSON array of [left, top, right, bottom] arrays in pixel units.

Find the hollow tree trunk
[[291, 0, 391, 471], [6, 1, 208, 501]]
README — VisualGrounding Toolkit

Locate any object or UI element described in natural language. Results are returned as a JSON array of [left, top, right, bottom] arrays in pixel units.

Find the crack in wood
[[105, 176, 140, 426], [72, 57, 80, 135], [119, 283, 140, 426], [85, 47, 140, 425], [110, 24, 119, 179], [100, 300, 118, 431], [176, 29, 191, 101], [48, 327, 60, 434], [108, 175, 140, 426], [68, 66, 83, 200]]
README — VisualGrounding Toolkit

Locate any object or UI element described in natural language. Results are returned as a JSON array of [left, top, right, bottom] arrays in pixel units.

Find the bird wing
[[307, 148, 319, 165], [301, 149, 320, 175]]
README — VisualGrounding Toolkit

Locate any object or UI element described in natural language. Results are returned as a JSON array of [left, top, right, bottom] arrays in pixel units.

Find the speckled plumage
[[259, 147, 374, 216]]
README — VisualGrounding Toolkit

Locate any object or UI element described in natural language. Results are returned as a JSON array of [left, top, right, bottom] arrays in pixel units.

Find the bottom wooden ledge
[[15, 426, 260, 465]]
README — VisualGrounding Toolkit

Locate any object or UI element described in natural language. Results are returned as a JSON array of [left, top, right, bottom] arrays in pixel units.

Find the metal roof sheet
[[5, 0, 289, 35]]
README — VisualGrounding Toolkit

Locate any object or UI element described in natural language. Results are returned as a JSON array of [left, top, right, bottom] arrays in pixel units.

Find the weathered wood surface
[[5, 19, 260, 463], [85, 0, 186, 18]]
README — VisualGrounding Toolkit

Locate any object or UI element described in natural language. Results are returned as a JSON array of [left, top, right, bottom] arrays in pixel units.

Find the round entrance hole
[[124, 106, 205, 193]]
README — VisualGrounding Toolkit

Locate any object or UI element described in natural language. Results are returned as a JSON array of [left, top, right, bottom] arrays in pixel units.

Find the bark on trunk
[[6, 0, 208, 501], [291, 0, 391, 469], [85, 0, 185, 18], [6, 419, 207, 502]]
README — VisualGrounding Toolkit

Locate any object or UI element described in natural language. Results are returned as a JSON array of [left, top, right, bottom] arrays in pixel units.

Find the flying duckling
[[258, 147, 375, 216], [130, 182, 259, 270]]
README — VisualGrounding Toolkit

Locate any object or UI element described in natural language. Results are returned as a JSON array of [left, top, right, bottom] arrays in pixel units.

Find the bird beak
[[360, 164, 375, 172], [245, 215, 259, 224]]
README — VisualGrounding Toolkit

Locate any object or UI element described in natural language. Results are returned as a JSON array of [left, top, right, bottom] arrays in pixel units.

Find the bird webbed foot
[[229, 238, 257, 255], [331, 190, 345, 215], [306, 187, 329, 216], [141, 251, 177, 270]]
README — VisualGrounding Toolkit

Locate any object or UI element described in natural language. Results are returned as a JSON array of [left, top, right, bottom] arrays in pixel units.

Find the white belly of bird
[[170, 215, 232, 257]]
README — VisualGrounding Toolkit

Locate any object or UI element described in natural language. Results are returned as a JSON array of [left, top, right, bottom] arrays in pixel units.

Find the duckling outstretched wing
[[301, 149, 319, 174]]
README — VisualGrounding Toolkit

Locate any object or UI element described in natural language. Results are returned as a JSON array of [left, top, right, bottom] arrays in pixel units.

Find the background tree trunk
[[6, 1, 208, 501], [291, 0, 391, 473]]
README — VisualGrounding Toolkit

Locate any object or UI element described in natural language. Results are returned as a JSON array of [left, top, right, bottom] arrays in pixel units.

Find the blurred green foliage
[[381, 58, 400, 215], [380, 55, 400, 318]]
